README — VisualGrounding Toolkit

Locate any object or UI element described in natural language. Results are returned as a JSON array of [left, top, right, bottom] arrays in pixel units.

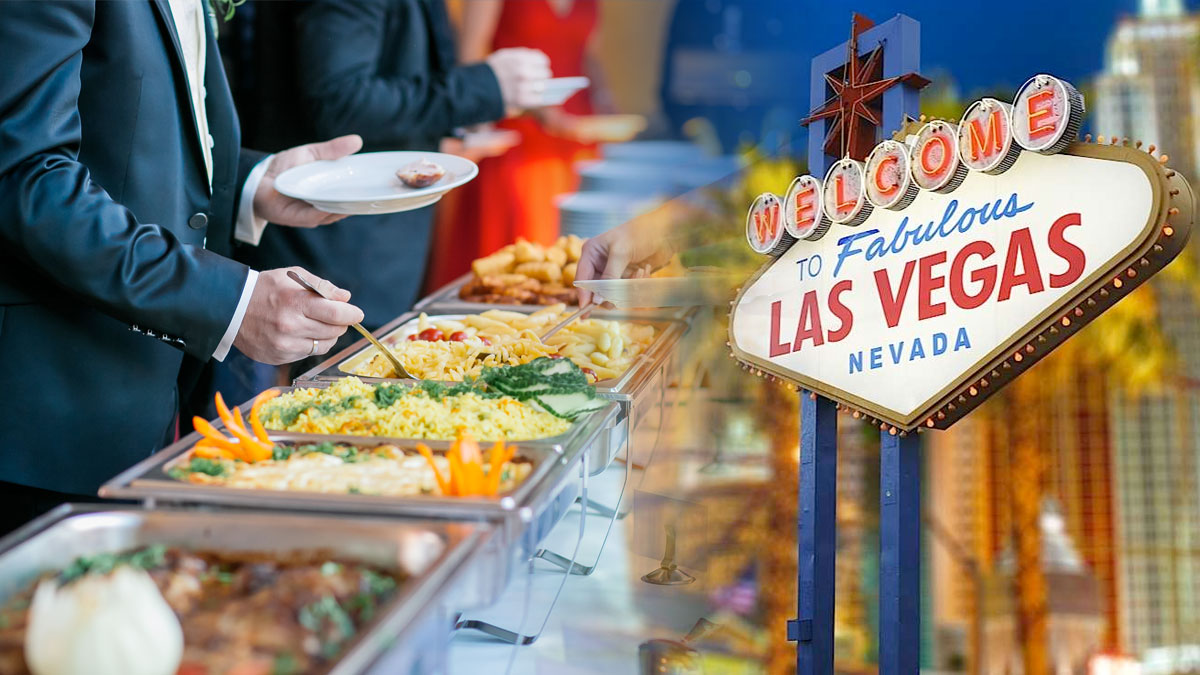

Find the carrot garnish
[[416, 444, 451, 495], [446, 451, 465, 496], [249, 390, 279, 443], [485, 441, 508, 495]]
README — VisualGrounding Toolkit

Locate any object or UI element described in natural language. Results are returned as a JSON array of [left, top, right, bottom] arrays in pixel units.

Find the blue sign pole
[[795, 14, 924, 674]]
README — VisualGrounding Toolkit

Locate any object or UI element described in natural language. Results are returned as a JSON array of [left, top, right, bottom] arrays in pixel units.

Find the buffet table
[[0, 264, 697, 675]]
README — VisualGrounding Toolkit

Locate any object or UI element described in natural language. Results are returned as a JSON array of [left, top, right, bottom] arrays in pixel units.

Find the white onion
[[25, 566, 184, 675]]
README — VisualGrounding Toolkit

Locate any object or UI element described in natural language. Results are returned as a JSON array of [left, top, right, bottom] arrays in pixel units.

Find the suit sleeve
[[0, 1, 249, 360], [296, 0, 506, 145]]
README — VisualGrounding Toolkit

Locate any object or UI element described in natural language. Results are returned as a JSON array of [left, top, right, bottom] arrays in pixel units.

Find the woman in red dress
[[427, 0, 607, 289]]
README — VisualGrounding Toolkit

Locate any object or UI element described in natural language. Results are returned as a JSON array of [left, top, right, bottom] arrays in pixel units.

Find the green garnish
[[320, 561, 343, 576], [58, 544, 168, 584], [174, 456, 227, 477], [272, 651, 301, 675]]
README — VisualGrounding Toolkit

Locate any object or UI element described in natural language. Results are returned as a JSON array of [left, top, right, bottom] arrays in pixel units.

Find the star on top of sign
[[801, 14, 931, 161]]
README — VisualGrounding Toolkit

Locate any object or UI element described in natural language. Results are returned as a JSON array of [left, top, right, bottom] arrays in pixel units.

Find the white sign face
[[730, 151, 1157, 424]]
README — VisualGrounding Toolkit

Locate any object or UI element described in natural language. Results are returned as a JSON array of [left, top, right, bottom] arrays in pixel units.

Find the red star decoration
[[801, 14, 930, 161]]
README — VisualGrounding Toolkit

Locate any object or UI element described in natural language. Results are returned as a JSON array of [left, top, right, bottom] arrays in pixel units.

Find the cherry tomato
[[582, 367, 597, 380], [406, 334, 419, 341], [548, 353, 564, 359], [478, 336, 491, 346], [417, 328, 444, 342], [448, 331, 469, 342]]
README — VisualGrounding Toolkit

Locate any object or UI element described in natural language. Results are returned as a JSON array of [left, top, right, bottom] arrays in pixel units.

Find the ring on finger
[[308, 339, 319, 357]]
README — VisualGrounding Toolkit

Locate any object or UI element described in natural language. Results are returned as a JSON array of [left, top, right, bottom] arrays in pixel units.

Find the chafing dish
[[101, 392, 619, 603], [293, 308, 686, 475], [0, 504, 492, 675]]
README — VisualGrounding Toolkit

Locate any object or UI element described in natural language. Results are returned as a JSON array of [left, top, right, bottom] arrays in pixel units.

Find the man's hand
[[486, 48, 551, 115], [575, 216, 675, 305], [253, 135, 364, 227], [233, 267, 365, 364]]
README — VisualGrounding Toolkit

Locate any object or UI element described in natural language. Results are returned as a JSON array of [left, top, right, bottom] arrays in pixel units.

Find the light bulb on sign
[[1013, 74, 1085, 154], [865, 140, 919, 210], [746, 192, 792, 256], [957, 97, 1021, 174], [822, 158, 872, 226], [784, 175, 831, 241], [910, 120, 967, 193]]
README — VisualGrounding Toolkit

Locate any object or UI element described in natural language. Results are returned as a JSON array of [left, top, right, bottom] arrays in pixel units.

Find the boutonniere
[[208, 0, 247, 22]]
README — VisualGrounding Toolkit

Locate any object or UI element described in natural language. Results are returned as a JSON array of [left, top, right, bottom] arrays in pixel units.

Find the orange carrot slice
[[193, 446, 233, 460], [249, 390, 279, 443], [446, 451, 464, 496], [486, 441, 507, 495], [416, 444, 451, 495]]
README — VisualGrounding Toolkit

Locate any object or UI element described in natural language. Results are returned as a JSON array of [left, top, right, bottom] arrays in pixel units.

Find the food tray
[[0, 504, 492, 675], [101, 390, 618, 597], [293, 308, 686, 474], [415, 272, 696, 321]]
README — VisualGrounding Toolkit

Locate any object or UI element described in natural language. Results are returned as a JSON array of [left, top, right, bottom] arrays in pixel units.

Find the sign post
[[732, 11, 1194, 674]]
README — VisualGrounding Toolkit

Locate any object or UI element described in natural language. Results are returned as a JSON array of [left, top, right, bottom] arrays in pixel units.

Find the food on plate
[[351, 304, 656, 382], [260, 359, 605, 439], [0, 545, 404, 675], [459, 236, 585, 305], [396, 159, 445, 188], [171, 432, 532, 498]]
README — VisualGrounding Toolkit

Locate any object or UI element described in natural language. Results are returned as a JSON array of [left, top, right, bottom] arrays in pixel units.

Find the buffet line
[[0, 237, 691, 675]]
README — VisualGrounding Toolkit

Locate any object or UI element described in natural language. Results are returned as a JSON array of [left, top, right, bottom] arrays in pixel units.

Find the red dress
[[427, 0, 597, 290]]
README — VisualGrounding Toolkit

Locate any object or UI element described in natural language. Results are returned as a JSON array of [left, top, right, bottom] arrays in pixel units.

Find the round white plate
[[274, 151, 478, 215], [538, 76, 590, 106]]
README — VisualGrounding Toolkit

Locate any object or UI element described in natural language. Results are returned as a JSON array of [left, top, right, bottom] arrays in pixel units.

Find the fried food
[[460, 236, 586, 305]]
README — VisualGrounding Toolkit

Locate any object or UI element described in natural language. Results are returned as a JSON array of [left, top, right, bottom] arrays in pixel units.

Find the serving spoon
[[287, 270, 415, 379]]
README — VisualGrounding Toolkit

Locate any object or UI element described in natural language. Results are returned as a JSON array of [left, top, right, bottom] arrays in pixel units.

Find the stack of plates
[[577, 160, 678, 196], [557, 191, 659, 239]]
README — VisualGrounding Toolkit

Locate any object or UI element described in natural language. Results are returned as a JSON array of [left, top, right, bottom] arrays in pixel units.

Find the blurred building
[[982, 502, 1104, 675], [1093, 0, 1200, 181], [1093, 0, 1200, 663]]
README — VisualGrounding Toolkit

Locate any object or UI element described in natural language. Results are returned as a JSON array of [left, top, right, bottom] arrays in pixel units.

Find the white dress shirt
[[167, 0, 271, 361]]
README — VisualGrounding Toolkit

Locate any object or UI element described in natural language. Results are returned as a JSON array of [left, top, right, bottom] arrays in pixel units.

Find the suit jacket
[[233, 0, 504, 324], [0, 0, 257, 494]]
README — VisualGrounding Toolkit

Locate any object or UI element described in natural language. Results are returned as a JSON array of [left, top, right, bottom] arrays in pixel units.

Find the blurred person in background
[[426, 0, 641, 289], [202, 0, 551, 410]]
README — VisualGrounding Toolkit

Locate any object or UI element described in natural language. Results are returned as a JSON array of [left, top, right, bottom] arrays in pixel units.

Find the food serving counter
[[294, 307, 686, 476], [101, 392, 620, 604]]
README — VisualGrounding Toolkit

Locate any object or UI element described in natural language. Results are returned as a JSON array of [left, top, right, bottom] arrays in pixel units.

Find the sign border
[[729, 135, 1194, 431]]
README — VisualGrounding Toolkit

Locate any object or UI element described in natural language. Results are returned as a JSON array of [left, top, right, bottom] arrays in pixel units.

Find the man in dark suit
[[0, 0, 366, 531], [232, 0, 549, 377]]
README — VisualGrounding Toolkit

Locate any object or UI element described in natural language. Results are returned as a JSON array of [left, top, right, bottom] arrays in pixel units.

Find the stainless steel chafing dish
[[0, 504, 492, 675], [415, 272, 697, 322], [292, 308, 686, 475], [101, 390, 619, 603]]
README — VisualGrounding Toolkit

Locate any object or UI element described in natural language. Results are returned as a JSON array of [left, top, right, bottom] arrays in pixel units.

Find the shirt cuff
[[235, 155, 273, 245], [212, 269, 259, 362]]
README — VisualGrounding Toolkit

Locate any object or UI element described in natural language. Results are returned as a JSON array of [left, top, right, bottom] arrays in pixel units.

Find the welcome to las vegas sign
[[730, 74, 1196, 432]]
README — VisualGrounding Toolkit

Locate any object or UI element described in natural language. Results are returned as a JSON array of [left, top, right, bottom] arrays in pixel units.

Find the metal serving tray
[[415, 272, 696, 321], [293, 309, 685, 474], [0, 504, 492, 675], [102, 388, 616, 593]]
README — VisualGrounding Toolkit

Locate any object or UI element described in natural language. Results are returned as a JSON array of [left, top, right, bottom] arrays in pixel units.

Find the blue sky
[[794, 0, 1194, 95]]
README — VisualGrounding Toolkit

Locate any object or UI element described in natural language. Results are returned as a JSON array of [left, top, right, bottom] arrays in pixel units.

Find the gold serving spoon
[[287, 271, 415, 379]]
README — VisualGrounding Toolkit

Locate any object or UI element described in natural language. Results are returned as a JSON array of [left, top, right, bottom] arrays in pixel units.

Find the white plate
[[274, 151, 478, 215], [538, 76, 590, 107]]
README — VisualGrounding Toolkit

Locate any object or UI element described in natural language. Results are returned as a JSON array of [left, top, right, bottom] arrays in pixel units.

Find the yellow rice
[[259, 377, 572, 440]]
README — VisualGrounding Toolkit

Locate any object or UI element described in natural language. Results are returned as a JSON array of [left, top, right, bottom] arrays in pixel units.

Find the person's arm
[[296, 0, 505, 146], [458, 0, 503, 62], [0, 1, 248, 360]]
